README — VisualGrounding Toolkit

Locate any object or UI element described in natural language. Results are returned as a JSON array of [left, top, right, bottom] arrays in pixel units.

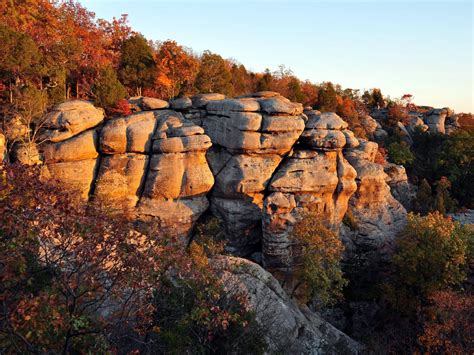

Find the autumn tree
[[154, 40, 199, 99], [0, 164, 266, 353], [118, 34, 156, 96], [385, 212, 471, 312], [194, 50, 233, 95], [289, 210, 347, 307], [286, 77, 304, 103], [230, 63, 253, 96]]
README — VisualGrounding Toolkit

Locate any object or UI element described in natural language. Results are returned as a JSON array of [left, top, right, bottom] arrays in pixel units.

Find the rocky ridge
[[3, 93, 414, 353]]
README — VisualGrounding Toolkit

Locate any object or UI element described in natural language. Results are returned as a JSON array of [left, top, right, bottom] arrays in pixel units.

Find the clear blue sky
[[82, 0, 473, 112]]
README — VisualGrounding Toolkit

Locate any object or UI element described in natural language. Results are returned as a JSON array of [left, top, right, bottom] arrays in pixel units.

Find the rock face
[[36, 100, 214, 234], [211, 256, 362, 354], [198, 93, 306, 255], [262, 110, 358, 272], [384, 163, 414, 210], [341, 140, 407, 290]]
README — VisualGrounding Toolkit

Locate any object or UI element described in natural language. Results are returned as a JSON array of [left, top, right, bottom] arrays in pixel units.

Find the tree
[[154, 40, 199, 99], [387, 141, 414, 166], [92, 66, 127, 111], [413, 179, 434, 214], [0, 164, 266, 353], [316, 82, 338, 112], [0, 25, 41, 102], [118, 34, 156, 96], [433, 176, 457, 214], [286, 77, 304, 103], [194, 50, 233, 95], [289, 210, 347, 307], [255, 69, 273, 92], [385, 212, 471, 312], [230, 63, 252, 96]]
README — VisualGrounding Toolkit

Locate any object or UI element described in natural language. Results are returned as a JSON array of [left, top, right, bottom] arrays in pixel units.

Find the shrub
[[387, 141, 414, 166], [109, 98, 131, 116], [289, 211, 347, 307], [385, 212, 472, 312]]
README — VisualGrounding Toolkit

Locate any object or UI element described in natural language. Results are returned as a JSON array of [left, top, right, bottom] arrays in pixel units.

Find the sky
[[81, 0, 473, 112]]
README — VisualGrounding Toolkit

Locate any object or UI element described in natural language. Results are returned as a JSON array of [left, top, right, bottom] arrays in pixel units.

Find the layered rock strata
[[37, 100, 214, 235], [195, 93, 306, 255], [262, 111, 358, 272]]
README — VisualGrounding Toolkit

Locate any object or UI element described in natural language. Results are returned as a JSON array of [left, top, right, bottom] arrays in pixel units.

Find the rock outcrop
[[211, 256, 362, 354], [262, 111, 358, 272], [341, 140, 407, 289], [197, 93, 306, 255], [36, 100, 214, 234]]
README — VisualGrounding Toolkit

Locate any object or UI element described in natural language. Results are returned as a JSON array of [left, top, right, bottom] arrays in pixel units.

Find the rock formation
[[262, 111, 358, 272], [4, 93, 412, 353], [341, 140, 407, 289], [211, 256, 362, 354], [36, 100, 214, 235], [189, 92, 306, 255]]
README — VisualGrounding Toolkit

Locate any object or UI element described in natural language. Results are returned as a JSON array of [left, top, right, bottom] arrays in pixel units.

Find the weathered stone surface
[[213, 154, 282, 198], [206, 98, 260, 113], [191, 93, 226, 108], [384, 163, 414, 210], [40, 129, 99, 163], [41, 159, 98, 199], [128, 96, 170, 110], [100, 111, 158, 154], [211, 256, 362, 354], [300, 129, 346, 150], [360, 115, 378, 137], [94, 154, 148, 209], [40, 100, 104, 143], [142, 97, 169, 110], [263, 150, 357, 271], [142, 151, 214, 200], [407, 116, 429, 136], [306, 111, 349, 130], [342, 141, 407, 291], [258, 95, 304, 115], [170, 97, 192, 110], [424, 108, 448, 134], [137, 195, 209, 236]]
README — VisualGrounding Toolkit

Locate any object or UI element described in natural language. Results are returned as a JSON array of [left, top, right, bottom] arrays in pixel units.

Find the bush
[[387, 141, 414, 166], [289, 211, 347, 307], [386, 212, 472, 312]]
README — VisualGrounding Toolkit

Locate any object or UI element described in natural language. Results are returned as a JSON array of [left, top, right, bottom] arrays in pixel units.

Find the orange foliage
[[419, 291, 474, 354]]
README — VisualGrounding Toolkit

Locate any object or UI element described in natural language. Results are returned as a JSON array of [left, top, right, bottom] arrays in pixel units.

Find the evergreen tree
[[256, 68, 273, 91], [316, 82, 338, 112], [194, 50, 233, 95], [414, 179, 434, 215], [118, 34, 156, 96], [92, 66, 127, 110], [287, 77, 304, 103]]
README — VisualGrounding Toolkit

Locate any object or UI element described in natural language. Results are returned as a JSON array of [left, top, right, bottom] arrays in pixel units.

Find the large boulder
[[211, 256, 362, 354], [424, 108, 448, 134], [39, 100, 105, 142]]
